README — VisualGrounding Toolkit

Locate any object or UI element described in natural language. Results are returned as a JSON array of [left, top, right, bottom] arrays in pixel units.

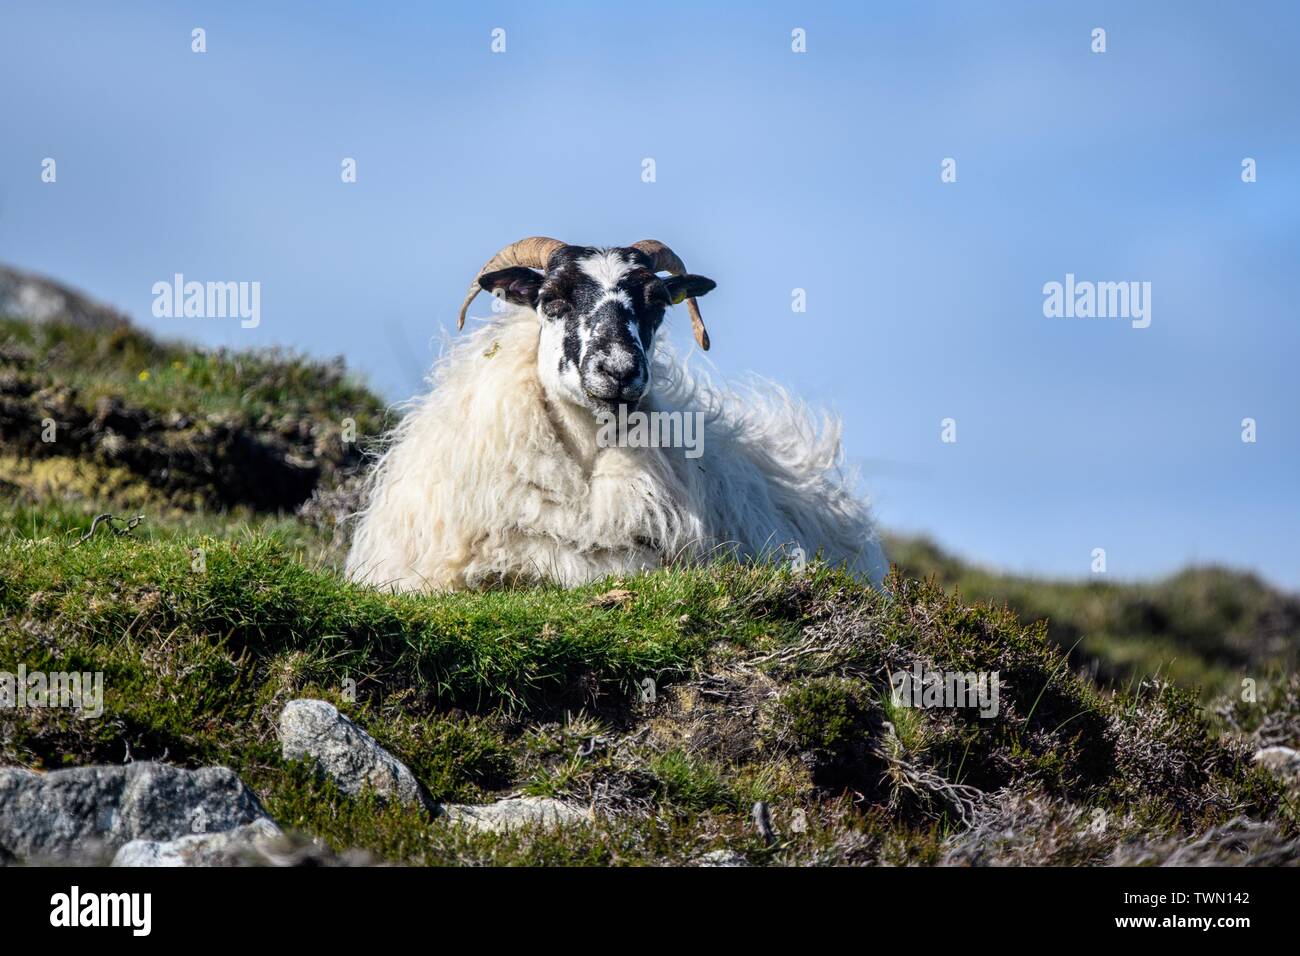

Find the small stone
[[697, 849, 751, 867], [440, 796, 587, 833], [752, 800, 775, 843], [279, 698, 428, 807], [113, 818, 283, 867]]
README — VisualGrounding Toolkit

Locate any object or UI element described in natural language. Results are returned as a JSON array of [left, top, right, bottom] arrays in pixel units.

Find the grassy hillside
[[0, 316, 386, 513], [887, 536, 1299, 698], [2, 311, 1297, 864], [1, 522, 1291, 864]]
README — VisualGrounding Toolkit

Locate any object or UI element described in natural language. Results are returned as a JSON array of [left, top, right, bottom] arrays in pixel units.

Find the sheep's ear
[[663, 274, 716, 305], [478, 267, 544, 309]]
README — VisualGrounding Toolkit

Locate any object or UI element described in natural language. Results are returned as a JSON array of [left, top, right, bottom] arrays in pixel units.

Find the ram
[[345, 237, 886, 591]]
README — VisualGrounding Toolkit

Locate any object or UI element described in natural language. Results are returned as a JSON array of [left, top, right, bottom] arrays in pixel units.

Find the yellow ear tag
[[670, 289, 690, 305]]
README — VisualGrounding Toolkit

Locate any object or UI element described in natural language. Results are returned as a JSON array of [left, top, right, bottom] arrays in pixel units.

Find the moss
[[778, 678, 872, 754], [0, 455, 183, 511]]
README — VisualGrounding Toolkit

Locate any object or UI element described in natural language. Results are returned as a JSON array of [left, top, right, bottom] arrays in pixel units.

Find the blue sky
[[3, 1, 1298, 585]]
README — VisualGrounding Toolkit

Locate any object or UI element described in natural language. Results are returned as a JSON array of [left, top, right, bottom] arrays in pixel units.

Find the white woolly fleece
[[345, 307, 887, 592]]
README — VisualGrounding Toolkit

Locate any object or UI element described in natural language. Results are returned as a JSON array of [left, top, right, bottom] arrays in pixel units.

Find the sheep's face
[[478, 246, 715, 414]]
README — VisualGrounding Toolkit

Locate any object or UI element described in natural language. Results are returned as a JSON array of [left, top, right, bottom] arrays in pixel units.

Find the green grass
[[0, 529, 749, 718], [0, 316, 385, 427], [1, 503, 1289, 864]]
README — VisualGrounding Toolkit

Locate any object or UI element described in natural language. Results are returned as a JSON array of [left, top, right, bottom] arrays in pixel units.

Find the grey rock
[[279, 698, 427, 807], [112, 818, 283, 867], [0, 762, 271, 863], [440, 796, 587, 833], [1255, 746, 1300, 783], [0, 264, 131, 330], [697, 849, 751, 867]]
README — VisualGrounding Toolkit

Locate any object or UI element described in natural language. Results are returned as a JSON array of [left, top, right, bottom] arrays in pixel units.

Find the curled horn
[[457, 236, 567, 330], [630, 240, 710, 350]]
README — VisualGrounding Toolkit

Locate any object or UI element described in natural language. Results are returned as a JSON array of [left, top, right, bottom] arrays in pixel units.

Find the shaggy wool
[[346, 308, 886, 591]]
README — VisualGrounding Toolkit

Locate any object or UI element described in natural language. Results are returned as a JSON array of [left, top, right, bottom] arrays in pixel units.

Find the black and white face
[[478, 246, 715, 413]]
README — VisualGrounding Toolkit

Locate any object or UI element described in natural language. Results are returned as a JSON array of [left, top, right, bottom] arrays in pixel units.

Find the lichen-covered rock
[[279, 698, 428, 807], [440, 796, 587, 833], [0, 762, 271, 863], [1254, 746, 1300, 785], [112, 818, 284, 867], [696, 849, 751, 867]]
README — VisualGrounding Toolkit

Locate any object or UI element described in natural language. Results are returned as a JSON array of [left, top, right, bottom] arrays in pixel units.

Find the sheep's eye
[[645, 284, 670, 307]]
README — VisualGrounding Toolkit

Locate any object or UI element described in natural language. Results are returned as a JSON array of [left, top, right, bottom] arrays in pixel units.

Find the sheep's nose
[[598, 356, 644, 389], [584, 354, 647, 402]]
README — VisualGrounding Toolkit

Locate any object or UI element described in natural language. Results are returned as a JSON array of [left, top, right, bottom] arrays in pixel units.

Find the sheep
[[345, 237, 886, 592]]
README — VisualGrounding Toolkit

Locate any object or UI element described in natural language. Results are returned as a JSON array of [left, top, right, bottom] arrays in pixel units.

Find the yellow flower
[[138, 370, 150, 382]]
